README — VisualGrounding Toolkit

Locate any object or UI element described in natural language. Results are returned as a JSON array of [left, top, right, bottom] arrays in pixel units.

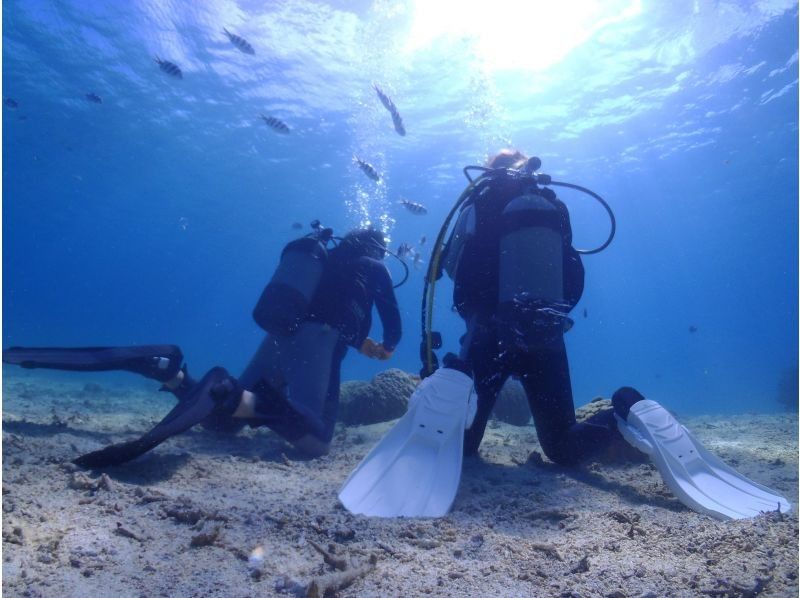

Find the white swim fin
[[338, 368, 475, 517], [616, 400, 792, 520]]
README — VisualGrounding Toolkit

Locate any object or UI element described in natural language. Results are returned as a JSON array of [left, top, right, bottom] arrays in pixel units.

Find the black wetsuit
[[307, 252, 401, 352], [448, 176, 617, 465], [238, 249, 401, 453]]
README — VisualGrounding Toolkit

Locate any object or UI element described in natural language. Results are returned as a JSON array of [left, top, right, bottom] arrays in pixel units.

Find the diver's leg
[[519, 337, 616, 465], [3, 345, 185, 382], [305, 337, 348, 455], [191, 335, 287, 434], [462, 323, 510, 456], [611, 386, 646, 419], [238, 335, 287, 392], [234, 323, 343, 456]]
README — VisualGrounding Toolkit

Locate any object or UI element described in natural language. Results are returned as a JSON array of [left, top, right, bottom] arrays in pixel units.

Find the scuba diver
[[339, 151, 791, 521], [3, 226, 402, 467]]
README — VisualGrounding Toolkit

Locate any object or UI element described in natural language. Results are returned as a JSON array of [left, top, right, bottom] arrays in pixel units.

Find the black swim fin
[[2, 345, 184, 383], [74, 367, 240, 468]]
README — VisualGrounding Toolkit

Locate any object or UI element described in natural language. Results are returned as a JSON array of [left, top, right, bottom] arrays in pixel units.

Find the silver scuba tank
[[253, 235, 329, 336], [497, 190, 571, 350]]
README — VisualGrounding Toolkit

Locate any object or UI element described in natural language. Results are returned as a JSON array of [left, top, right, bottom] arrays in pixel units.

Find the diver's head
[[487, 148, 528, 170], [340, 228, 388, 260]]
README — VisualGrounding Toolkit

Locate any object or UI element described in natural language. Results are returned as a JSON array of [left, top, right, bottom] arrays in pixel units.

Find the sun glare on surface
[[406, 0, 642, 72]]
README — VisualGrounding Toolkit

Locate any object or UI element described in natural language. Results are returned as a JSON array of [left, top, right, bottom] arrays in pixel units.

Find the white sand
[[3, 373, 798, 597]]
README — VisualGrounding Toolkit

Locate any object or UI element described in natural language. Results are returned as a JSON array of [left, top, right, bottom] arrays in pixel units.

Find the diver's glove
[[375, 346, 394, 361], [359, 338, 394, 361]]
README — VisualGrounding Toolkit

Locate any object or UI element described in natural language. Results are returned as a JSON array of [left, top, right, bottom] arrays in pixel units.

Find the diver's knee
[[292, 434, 331, 457], [538, 435, 579, 466]]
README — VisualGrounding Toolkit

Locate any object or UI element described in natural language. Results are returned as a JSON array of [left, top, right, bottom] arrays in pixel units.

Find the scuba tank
[[498, 191, 564, 305], [420, 156, 616, 375], [496, 186, 574, 351], [253, 222, 333, 337]]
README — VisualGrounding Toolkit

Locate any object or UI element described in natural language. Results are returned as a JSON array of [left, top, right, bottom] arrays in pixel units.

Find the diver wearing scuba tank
[[340, 152, 791, 520], [231, 228, 401, 455], [438, 150, 618, 465], [3, 225, 402, 467]]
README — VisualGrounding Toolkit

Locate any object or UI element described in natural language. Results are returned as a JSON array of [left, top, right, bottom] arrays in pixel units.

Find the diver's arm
[[372, 263, 402, 352]]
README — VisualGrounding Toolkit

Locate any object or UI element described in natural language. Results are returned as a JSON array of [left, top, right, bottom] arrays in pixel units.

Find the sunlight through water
[[405, 0, 643, 72]]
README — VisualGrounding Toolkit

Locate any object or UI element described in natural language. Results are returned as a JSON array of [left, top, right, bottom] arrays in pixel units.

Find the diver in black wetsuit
[[3, 228, 402, 466], [337, 161, 790, 521], [230, 228, 401, 455], [440, 149, 638, 465]]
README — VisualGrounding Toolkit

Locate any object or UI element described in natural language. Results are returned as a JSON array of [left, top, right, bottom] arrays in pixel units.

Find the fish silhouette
[[4, 98, 19, 108], [85, 92, 102, 104], [373, 83, 406, 136], [399, 198, 427, 215], [397, 242, 414, 259], [260, 114, 290, 134], [155, 57, 183, 79], [373, 83, 395, 112], [223, 28, 255, 55], [353, 156, 381, 182]]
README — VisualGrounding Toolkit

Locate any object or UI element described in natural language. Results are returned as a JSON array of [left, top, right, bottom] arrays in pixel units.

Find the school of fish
[[2, 25, 436, 276]]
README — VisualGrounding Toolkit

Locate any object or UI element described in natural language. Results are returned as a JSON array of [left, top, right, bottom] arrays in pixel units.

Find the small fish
[[373, 83, 406, 136], [413, 252, 424, 269], [291, 222, 303, 230], [155, 56, 183, 79], [223, 28, 255, 55], [399, 198, 427, 215], [397, 243, 414, 259], [353, 155, 381, 182], [85, 92, 102, 104], [4, 98, 18, 108], [390, 110, 406, 136], [688, 325, 698, 333], [583, 308, 588, 318], [373, 83, 395, 112], [419, 235, 426, 245], [260, 114, 290, 134]]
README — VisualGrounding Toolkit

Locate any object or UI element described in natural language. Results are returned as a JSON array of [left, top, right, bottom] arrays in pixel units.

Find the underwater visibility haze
[[3, 0, 798, 416]]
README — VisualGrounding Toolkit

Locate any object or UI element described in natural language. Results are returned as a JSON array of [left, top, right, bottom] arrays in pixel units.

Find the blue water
[[3, 0, 798, 415]]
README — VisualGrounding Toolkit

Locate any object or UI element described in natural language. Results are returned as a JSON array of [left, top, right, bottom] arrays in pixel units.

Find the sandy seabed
[[2, 372, 798, 597]]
